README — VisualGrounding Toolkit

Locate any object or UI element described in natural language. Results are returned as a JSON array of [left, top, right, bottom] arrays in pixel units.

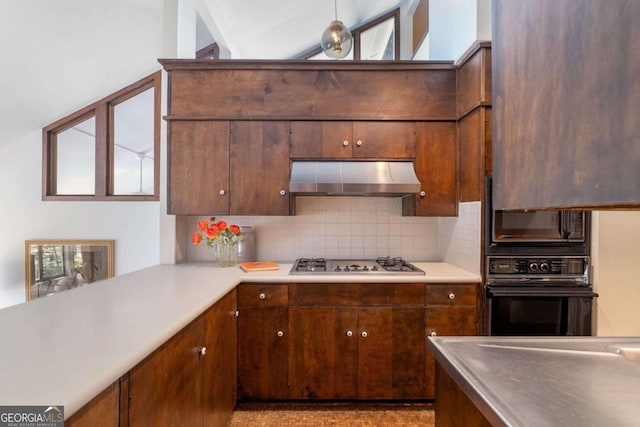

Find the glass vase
[[216, 242, 238, 267]]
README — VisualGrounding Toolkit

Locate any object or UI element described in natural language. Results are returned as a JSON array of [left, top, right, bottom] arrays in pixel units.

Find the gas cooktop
[[289, 257, 425, 275]]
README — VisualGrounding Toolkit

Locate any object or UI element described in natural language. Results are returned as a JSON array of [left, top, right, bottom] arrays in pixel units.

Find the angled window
[[43, 71, 161, 201]]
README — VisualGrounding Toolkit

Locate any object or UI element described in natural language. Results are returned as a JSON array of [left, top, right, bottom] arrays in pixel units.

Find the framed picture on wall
[[25, 240, 114, 301]]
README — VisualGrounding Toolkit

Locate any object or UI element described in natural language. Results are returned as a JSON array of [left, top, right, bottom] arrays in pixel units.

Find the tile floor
[[228, 402, 435, 426]]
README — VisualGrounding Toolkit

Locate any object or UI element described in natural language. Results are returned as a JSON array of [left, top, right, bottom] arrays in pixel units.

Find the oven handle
[[486, 286, 598, 298]]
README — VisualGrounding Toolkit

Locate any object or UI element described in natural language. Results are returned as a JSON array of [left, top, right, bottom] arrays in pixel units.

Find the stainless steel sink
[[614, 346, 640, 363]]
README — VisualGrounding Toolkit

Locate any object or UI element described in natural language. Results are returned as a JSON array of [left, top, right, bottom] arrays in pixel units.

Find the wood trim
[[95, 103, 108, 198], [453, 40, 492, 66], [196, 42, 219, 59], [159, 59, 455, 71]]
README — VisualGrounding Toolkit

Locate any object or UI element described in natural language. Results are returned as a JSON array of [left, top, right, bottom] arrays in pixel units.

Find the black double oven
[[484, 179, 597, 336]]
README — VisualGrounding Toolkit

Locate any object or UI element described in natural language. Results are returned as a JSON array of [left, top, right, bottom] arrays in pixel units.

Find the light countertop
[[428, 336, 640, 427], [0, 262, 479, 418]]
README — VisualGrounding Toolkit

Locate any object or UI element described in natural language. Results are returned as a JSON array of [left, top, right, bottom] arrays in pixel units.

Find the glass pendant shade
[[321, 20, 353, 59]]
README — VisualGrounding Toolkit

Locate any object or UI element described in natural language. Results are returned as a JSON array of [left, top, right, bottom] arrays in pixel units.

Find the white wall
[[428, 0, 478, 60], [593, 211, 640, 336], [0, 0, 167, 309]]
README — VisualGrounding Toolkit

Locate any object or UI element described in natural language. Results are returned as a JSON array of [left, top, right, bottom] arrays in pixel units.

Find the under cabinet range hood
[[289, 161, 421, 196]]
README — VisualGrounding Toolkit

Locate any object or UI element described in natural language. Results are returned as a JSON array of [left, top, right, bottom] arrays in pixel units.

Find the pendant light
[[320, 0, 353, 59]]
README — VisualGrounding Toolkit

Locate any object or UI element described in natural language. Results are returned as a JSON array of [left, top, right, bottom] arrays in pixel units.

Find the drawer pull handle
[[343, 140, 349, 146], [361, 331, 368, 338], [429, 331, 437, 337], [356, 140, 363, 147], [448, 293, 455, 300], [419, 191, 426, 197], [199, 346, 207, 357], [259, 293, 266, 300], [346, 330, 353, 337], [219, 189, 226, 196], [277, 330, 284, 338]]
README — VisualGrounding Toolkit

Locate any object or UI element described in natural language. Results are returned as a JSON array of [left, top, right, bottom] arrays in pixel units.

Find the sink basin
[[615, 347, 640, 363]]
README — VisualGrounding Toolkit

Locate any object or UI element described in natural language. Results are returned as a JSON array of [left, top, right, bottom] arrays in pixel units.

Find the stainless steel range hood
[[289, 161, 421, 196]]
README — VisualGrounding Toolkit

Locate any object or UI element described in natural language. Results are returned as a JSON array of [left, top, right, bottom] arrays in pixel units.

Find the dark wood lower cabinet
[[288, 307, 358, 399], [65, 381, 120, 427], [203, 290, 237, 426], [286, 284, 426, 400], [358, 307, 426, 399], [128, 315, 204, 427], [127, 290, 237, 427], [435, 363, 492, 427], [237, 306, 289, 399]]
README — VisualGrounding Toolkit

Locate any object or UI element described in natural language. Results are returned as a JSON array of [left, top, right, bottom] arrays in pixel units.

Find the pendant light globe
[[320, 0, 353, 59]]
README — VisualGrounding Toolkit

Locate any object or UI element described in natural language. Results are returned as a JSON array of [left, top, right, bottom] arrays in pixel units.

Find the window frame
[[42, 71, 161, 201]]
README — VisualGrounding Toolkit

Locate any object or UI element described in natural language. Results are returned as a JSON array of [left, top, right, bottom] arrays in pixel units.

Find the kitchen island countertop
[[0, 261, 479, 418], [428, 336, 640, 426]]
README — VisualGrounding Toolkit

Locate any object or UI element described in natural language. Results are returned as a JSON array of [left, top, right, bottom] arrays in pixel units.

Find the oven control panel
[[487, 256, 588, 277]]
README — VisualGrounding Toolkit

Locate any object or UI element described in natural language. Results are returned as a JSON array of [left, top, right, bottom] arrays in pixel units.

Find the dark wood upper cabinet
[[229, 121, 290, 215], [168, 121, 229, 215], [160, 62, 457, 120], [290, 121, 416, 159], [411, 122, 458, 216], [493, 0, 640, 209]]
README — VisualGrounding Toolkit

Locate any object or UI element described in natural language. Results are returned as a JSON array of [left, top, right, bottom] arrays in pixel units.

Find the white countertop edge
[[0, 262, 479, 418]]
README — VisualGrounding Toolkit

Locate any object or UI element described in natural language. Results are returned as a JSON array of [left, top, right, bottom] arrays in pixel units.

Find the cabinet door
[[230, 121, 290, 215], [203, 290, 237, 427], [288, 307, 358, 399], [459, 107, 492, 202], [237, 307, 289, 399], [425, 284, 479, 399], [65, 382, 119, 427], [352, 122, 416, 158], [414, 122, 457, 216], [168, 121, 229, 215], [357, 307, 426, 399], [290, 121, 352, 158], [129, 316, 204, 427]]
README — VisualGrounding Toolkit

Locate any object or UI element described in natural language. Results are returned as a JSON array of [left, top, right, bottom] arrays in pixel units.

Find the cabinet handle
[[219, 189, 226, 196], [234, 310, 239, 318], [279, 189, 286, 196], [429, 331, 437, 337], [361, 331, 368, 338], [199, 346, 207, 357], [448, 293, 456, 300], [343, 140, 349, 146], [258, 293, 266, 300], [356, 140, 363, 147], [346, 330, 353, 337], [277, 330, 284, 338], [419, 191, 426, 197]]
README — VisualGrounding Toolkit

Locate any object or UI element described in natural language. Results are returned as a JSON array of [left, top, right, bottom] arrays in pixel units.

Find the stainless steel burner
[[290, 257, 425, 275]]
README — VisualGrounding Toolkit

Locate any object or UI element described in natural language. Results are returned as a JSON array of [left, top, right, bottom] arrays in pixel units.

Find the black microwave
[[484, 178, 589, 255], [492, 209, 586, 243]]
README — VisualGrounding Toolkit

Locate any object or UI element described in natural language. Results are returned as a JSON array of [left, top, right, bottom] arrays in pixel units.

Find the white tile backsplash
[[184, 197, 479, 270]]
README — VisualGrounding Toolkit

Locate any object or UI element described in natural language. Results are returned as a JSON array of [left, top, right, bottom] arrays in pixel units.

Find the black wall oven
[[484, 178, 596, 336], [485, 256, 597, 336]]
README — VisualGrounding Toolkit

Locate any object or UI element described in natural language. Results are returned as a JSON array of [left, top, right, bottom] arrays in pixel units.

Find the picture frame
[[25, 239, 114, 301]]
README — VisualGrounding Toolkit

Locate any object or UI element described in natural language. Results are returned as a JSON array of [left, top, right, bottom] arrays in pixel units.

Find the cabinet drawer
[[290, 283, 425, 306], [238, 284, 288, 306], [426, 284, 477, 306]]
